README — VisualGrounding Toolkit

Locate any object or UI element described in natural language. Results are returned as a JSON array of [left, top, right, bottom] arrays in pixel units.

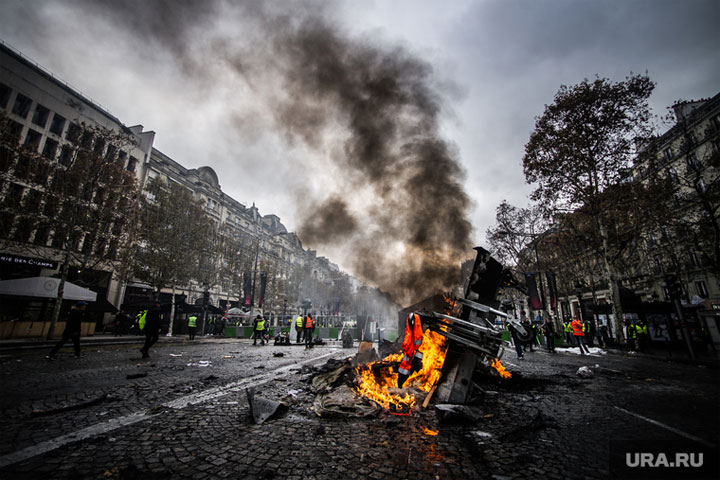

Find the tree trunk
[[598, 218, 625, 344], [47, 249, 72, 339], [168, 284, 176, 336]]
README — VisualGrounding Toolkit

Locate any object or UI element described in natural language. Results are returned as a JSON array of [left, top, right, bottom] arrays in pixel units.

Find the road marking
[[613, 406, 716, 448], [0, 349, 345, 469]]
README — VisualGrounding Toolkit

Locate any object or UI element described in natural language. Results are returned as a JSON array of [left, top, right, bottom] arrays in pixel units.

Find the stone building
[[0, 41, 349, 337]]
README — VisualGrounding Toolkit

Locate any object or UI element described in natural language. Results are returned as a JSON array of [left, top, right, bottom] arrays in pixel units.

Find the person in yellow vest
[[563, 320, 573, 345], [295, 314, 305, 344], [188, 314, 198, 340], [253, 315, 266, 346]]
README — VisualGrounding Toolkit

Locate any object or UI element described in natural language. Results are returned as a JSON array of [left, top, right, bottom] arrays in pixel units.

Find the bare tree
[[1, 115, 140, 338], [522, 74, 655, 344]]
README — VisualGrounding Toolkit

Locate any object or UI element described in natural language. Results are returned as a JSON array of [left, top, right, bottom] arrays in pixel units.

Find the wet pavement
[[0, 336, 718, 479]]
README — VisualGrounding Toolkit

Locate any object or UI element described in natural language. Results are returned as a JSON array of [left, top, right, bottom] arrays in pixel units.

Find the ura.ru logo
[[626, 452, 703, 468]]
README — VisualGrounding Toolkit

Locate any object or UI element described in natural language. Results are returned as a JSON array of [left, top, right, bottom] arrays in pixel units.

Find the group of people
[[294, 313, 316, 348], [507, 316, 603, 359]]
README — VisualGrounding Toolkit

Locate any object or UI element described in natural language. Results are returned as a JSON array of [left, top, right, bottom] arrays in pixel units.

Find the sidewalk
[[0, 333, 238, 352]]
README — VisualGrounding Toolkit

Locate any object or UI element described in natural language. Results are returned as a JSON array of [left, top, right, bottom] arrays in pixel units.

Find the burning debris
[[302, 247, 520, 418]]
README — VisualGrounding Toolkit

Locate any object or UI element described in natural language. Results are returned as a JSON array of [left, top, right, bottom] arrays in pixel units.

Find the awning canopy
[[0, 277, 97, 302]]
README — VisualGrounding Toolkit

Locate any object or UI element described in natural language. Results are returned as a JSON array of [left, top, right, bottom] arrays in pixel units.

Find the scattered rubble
[[246, 387, 287, 425]]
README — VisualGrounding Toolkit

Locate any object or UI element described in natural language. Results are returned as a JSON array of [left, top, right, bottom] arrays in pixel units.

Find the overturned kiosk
[[307, 247, 529, 418]]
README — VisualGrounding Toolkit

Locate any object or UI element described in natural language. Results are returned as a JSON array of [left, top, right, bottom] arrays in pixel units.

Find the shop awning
[[0, 277, 97, 302]]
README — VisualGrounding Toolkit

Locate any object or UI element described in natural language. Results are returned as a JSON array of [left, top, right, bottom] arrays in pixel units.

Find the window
[[65, 122, 81, 143], [23, 189, 42, 211], [712, 113, 720, 130], [49, 113, 66, 136], [686, 152, 699, 169], [31, 104, 50, 128], [34, 223, 50, 246], [93, 137, 105, 155], [686, 130, 697, 146], [6, 119, 24, 140], [0, 82, 11, 109], [695, 280, 708, 299], [689, 251, 701, 267], [23, 129, 42, 151], [42, 138, 58, 159], [127, 155, 137, 172], [58, 145, 73, 166], [80, 130, 94, 150], [668, 168, 678, 182], [713, 140, 720, 155], [654, 255, 663, 271], [695, 178, 707, 193], [663, 148, 673, 162], [648, 233, 658, 246], [4, 183, 24, 206], [11, 93, 32, 118], [105, 144, 117, 161]]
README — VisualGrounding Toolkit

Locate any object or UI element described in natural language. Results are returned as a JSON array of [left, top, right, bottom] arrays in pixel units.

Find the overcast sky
[[1, 0, 718, 300]]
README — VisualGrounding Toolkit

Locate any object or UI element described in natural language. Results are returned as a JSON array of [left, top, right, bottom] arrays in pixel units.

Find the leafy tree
[[523, 74, 655, 343], [1, 114, 140, 338]]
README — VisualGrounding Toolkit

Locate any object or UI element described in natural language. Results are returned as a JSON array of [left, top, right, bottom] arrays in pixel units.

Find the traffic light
[[664, 275, 682, 300]]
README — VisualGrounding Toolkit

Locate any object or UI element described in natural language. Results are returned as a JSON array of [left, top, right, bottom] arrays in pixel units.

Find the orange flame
[[491, 358, 512, 379], [355, 329, 447, 411], [424, 428, 439, 436]]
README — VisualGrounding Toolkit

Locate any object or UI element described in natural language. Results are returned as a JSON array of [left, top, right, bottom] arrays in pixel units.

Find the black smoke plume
[[73, 0, 474, 305]]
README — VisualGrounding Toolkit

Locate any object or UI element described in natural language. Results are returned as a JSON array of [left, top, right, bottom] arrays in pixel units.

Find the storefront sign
[[0, 253, 58, 269]]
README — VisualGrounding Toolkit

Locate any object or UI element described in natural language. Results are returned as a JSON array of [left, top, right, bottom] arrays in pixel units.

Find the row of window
[[0, 208, 120, 259], [1, 82, 138, 172]]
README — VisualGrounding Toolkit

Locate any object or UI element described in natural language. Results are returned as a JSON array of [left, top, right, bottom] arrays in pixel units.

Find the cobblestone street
[[0, 337, 718, 479]]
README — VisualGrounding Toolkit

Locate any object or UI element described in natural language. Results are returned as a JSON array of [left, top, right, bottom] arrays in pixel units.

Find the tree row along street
[[0, 338, 717, 479]]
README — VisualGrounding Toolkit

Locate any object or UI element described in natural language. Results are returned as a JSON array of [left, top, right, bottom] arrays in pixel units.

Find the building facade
[[0, 41, 351, 337]]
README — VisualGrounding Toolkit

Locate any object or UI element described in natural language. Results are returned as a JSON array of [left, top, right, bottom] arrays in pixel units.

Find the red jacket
[[571, 319, 584, 336]]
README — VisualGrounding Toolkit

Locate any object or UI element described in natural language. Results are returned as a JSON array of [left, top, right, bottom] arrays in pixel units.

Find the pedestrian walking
[[113, 310, 128, 336], [571, 317, 590, 354], [542, 316, 556, 352], [188, 314, 198, 340], [625, 320, 639, 352], [506, 321, 524, 360], [253, 315, 266, 345], [304, 313, 315, 348], [140, 301, 162, 359], [47, 301, 87, 359]]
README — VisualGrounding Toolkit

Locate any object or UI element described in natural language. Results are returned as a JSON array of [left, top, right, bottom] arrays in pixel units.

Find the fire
[[354, 329, 448, 411], [491, 358, 512, 379], [424, 428, 439, 436]]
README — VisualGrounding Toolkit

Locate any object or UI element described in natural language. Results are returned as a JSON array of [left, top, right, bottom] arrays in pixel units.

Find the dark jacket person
[[47, 301, 87, 359], [141, 301, 162, 359]]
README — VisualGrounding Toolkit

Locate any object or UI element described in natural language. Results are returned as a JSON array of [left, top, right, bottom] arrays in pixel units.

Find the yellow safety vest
[[256, 319, 265, 331], [188, 316, 197, 327], [296, 316, 304, 327]]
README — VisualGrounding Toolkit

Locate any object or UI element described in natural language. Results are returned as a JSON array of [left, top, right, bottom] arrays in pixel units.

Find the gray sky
[[1, 0, 718, 301]]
